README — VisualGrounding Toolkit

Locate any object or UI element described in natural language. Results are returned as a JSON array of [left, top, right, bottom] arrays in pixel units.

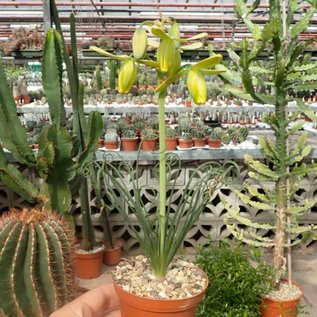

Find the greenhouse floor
[[78, 251, 317, 317]]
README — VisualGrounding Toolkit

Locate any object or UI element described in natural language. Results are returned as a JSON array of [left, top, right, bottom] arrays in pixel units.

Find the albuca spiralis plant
[[89, 18, 239, 278], [0, 208, 75, 317], [222, 0, 317, 288], [0, 0, 103, 251]]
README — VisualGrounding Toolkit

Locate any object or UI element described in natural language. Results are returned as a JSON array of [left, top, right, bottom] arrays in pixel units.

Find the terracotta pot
[[165, 137, 178, 151], [97, 139, 105, 148], [193, 138, 206, 147], [74, 247, 104, 279], [142, 138, 157, 151], [22, 95, 31, 104], [113, 270, 208, 317], [260, 280, 302, 317], [104, 140, 119, 150], [121, 138, 139, 151], [103, 240, 122, 266], [178, 138, 193, 149], [207, 139, 222, 148]]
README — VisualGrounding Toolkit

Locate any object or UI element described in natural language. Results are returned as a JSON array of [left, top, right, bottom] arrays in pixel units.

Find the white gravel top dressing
[[113, 255, 207, 300]]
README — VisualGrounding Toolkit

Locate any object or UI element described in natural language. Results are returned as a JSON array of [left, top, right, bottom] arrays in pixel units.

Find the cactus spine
[[0, 208, 75, 317]]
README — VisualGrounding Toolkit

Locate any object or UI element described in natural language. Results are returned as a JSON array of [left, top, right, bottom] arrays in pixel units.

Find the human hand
[[50, 284, 121, 317]]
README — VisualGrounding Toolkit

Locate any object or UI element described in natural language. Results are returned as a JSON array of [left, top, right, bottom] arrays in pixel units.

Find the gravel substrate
[[113, 255, 207, 299], [264, 281, 302, 301]]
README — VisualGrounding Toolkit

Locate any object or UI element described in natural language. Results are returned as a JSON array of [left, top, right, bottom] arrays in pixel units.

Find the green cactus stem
[[0, 208, 75, 317]]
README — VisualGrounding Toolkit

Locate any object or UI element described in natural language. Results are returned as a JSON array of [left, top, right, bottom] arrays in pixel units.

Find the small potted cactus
[[207, 127, 224, 148], [228, 127, 249, 146], [141, 127, 158, 151], [147, 114, 159, 131], [104, 128, 119, 150], [178, 130, 193, 149], [165, 126, 178, 151], [192, 129, 206, 148], [121, 128, 138, 151]]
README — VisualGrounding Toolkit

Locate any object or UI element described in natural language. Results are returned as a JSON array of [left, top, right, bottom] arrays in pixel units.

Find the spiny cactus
[[0, 208, 75, 317]]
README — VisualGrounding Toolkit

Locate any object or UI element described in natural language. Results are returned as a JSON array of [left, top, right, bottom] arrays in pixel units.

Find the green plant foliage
[[0, 3, 103, 251], [83, 156, 239, 278], [196, 241, 273, 317], [224, 0, 317, 285]]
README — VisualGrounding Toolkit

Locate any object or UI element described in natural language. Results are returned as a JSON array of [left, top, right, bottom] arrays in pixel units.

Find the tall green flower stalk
[[90, 18, 239, 278], [222, 0, 317, 287]]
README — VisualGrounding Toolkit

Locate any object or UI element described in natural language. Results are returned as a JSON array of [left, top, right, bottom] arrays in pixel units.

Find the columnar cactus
[[0, 208, 75, 317]]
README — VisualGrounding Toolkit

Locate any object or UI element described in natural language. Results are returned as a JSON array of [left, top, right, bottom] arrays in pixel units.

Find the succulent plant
[[142, 127, 158, 140], [179, 130, 192, 140], [0, 208, 75, 317], [116, 116, 127, 130], [122, 129, 136, 138], [165, 126, 178, 138], [104, 129, 119, 142], [193, 129, 205, 139], [177, 115, 192, 130], [209, 127, 224, 140], [147, 115, 159, 130], [134, 120, 145, 131]]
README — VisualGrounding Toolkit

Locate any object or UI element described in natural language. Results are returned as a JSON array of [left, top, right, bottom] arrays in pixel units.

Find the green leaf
[[291, 9, 315, 38], [224, 85, 254, 101], [238, 192, 272, 210], [286, 0, 298, 28], [247, 186, 271, 203], [90, 46, 130, 61], [287, 121, 305, 135], [227, 48, 240, 65], [245, 155, 279, 179], [291, 63, 317, 72], [296, 99, 317, 122], [249, 66, 273, 74], [0, 147, 38, 202]]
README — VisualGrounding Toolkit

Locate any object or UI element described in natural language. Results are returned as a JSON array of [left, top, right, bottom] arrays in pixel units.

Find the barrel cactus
[[0, 208, 75, 317]]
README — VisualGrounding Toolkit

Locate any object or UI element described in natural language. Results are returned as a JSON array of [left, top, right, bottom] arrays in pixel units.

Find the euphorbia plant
[[0, 1, 103, 252], [222, 0, 317, 288], [90, 18, 239, 278]]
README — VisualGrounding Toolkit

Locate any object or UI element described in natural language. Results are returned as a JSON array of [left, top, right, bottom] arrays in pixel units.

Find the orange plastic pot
[[104, 141, 119, 150], [165, 137, 178, 151], [178, 138, 193, 149], [121, 138, 139, 151], [74, 247, 104, 279], [103, 240, 122, 266], [113, 271, 208, 317], [193, 138, 206, 147], [207, 139, 222, 148], [260, 280, 302, 317], [141, 138, 158, 151]]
